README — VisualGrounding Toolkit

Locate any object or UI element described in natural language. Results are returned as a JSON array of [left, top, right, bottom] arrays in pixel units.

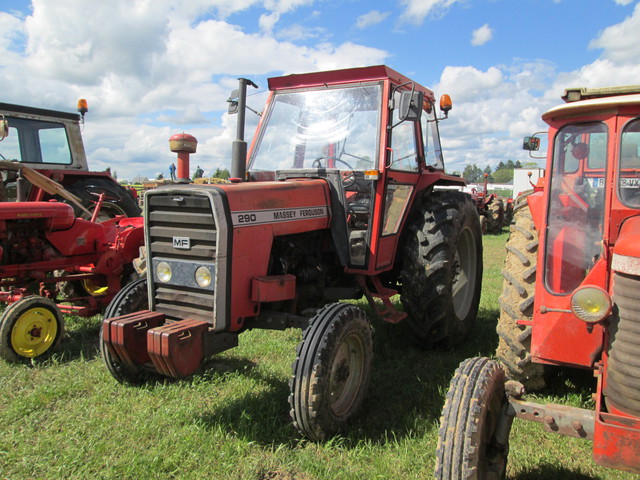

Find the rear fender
[[526, 190, 546, 232], [611, 215, 640, 275]]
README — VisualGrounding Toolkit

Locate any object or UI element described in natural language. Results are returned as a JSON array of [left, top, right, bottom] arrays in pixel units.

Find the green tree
[[462, 164, 483, 183], [492, 168, 514, 183]]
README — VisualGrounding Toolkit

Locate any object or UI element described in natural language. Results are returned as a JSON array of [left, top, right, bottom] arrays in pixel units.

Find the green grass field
[[0, 232, 636, 479]]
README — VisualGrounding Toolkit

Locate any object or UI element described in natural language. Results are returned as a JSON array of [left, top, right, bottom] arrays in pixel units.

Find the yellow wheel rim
[[10, 307, 59, 358], [82, 278, 109, 296]]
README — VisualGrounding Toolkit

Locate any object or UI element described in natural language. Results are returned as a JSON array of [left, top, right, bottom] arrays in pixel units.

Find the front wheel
[[289, 303, 373, 441], [100, 277, 151, 384], [0, 296, 64, 362], [435, 357, 512, 480]]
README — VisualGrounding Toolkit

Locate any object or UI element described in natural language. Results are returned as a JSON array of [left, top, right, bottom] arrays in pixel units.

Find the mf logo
[[173, 236, 191, 249]]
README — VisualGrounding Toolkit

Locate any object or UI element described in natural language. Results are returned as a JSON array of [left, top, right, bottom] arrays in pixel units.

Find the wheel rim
[[452, 226, 477, 320], [10, 307, 59, 358], [328, 332, 366, 417], [479, 386, 508, 478]]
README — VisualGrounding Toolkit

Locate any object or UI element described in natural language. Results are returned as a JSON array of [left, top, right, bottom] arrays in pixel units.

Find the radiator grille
[[146, 192, 217, 323]]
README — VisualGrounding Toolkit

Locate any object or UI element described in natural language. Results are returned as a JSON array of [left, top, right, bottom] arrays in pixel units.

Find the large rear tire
[[289, 303, 373, 441], [65, 177, 141, 220], [495, 193, 545, 391], [99, 277, 152, 384], [435, 357, 512, 480], [401, 191, 482, 348]]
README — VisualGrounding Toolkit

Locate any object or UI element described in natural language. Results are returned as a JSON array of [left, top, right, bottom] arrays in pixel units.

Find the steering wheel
[[312, 157, 354, 170]]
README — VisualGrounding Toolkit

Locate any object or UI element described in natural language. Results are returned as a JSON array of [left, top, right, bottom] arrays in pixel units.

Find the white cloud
[[0, 0, 389, 180], [589, 2, 640, 63], [356, 10, 390, 29], [471, 24, 492, 46], [399, 0, 462, 25]]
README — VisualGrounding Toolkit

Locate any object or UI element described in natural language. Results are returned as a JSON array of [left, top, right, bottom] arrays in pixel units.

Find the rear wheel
[[0, 296, 64, 362], [435, 357, 512, 480], [401, 191, 482, 348], [100, 277, 152, 384], [289, 303, 373, 441], [496, 193, 545, 391], [485, 198, 505, 233], [65, 177, 141, 220]]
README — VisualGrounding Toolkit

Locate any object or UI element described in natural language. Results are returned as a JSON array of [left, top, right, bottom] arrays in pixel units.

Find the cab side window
[[389, 91, 419, 171]]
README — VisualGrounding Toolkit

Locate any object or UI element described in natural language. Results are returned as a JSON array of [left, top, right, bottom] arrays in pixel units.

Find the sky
[[1, 0, 639, 181]]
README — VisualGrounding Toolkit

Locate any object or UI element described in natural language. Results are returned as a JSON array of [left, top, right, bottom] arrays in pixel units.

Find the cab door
[[374, 90, 424, 270]]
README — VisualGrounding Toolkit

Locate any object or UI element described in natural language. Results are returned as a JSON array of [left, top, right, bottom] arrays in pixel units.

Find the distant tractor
[[470, 173, 506, 233], [100, 66, 483, 441], [436, 85, 640, 476]]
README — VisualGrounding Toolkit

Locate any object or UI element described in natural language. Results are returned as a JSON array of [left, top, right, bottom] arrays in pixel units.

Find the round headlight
[[157, 261, 172, 283], [195, 266, 212, 288], [571, 286, 612, 323]]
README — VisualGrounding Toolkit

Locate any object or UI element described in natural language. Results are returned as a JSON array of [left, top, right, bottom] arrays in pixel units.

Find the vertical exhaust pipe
[[230, 78, 258, 181]]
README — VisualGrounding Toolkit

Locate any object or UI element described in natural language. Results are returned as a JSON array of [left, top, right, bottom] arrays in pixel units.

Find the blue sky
[[0, 0, 638, 180]]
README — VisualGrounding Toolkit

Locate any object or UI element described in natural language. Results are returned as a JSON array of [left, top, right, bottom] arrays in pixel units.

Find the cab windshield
[[544, 122, 607, 294], [249, 83, 382, 172]]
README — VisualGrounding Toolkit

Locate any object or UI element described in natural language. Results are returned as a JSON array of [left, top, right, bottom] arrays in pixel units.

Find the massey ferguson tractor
[[100, 65, 483, 441], [436, 85, 640, 476], [0, 101, 141, 219]]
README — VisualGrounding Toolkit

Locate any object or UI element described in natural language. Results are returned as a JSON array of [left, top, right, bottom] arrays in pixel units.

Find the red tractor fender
[[526, 189, 546, 233], [611, 215, 640, 276]]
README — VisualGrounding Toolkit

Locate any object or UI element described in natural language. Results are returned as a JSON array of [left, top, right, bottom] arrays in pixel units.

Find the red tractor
[[470, 173, 506, 233], [0, 102, 145, 362], [436, 85, 640, 476], [0, 199, 143, 362], [100, 65, 483, 441]]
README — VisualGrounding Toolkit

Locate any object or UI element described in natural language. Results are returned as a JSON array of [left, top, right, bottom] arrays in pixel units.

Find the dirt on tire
[[496, 193, 545, 390]]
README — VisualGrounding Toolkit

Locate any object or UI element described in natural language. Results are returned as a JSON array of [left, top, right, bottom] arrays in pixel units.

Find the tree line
[[451, 159, 538, 184]]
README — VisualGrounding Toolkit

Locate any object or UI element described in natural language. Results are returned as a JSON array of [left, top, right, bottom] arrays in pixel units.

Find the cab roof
[[0, 102, 80, 122], [543, 87, 640, 123], [268, 65, 436, 101]]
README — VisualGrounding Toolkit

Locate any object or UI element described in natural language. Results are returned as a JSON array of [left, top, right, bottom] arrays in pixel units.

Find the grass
[[0, 231, 636, 479]]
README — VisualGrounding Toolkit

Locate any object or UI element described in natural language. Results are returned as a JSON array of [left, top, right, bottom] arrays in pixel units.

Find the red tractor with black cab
[[436, 85, 640, 477], [100, 65, 483, 441]]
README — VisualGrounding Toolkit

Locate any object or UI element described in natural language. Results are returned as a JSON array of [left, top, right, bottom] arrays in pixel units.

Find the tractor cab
[[246, 66, 457, 271]]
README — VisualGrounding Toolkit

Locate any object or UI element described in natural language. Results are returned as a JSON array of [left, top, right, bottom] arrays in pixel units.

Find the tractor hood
[[216, 178, 332, 234]]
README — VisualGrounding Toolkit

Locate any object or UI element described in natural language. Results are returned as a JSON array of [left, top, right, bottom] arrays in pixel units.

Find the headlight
[[195, 266, 212, 288], [157, 261, 172, 283], [571, 286, 612, 323]]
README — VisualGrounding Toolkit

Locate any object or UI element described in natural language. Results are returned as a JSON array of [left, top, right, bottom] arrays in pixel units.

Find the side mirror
[[523, 136, 540, 151], [399, 90, 424, 122], [227, 89, 239, 115]]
